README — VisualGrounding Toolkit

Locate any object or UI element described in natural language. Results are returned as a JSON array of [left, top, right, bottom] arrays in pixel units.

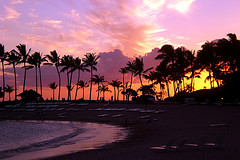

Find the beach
[[1, 102, 240, 160]]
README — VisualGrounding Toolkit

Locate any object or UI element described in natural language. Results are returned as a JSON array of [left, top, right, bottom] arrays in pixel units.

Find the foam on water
[[0, 120, 127, 160]]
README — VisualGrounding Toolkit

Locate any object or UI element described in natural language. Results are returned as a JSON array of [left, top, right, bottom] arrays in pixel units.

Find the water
[[0, 120, 127, 160]]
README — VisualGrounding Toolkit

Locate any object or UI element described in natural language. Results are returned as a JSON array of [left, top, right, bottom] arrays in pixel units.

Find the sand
[[1, 102, 240, 160]]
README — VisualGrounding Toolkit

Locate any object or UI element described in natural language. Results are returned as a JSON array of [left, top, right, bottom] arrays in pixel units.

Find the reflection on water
[[0, 120, 127, 160]]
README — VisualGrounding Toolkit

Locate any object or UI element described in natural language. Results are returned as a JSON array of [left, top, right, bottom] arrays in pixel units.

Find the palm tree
[[82, 53, 100, 101], [48, 82, 58, 100], [77, 80, 89, 100], [156, 44, 178, 95], [132, 57, 153, 86], [27, 52, 39, 93], [109, 79, 121, 101], [0, 87, 3, 99], [186, 50, 201, 92], [119, 67, 128, 101], [138, 84, 156, 96], [69, 57, 90, 100], [97, 84, 111, 101], [60, 55, 74, 100], [126, 60, 135, 89], [27, 52, 47, 96], [37, 53, 47, 96], [115, 80, 122, 101], [16, 44, 31, 92], [66, 85, 74, 100], [0, 44, 7, 102], [45, 50, 61, 101], [5, 85, 14, 101], [91, 74, 105, 101], [6, 50, 21, 100], [155, 63, 171, 97]]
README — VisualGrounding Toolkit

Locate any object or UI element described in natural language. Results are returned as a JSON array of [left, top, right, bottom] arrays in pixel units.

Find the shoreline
[[1, 102, 240, 160]]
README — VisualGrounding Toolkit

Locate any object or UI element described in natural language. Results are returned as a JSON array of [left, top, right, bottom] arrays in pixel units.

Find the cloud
[[11, 0, 24, 5], [28, 10, 38, 18], [167, 0, 196, 14], [0, 6, 21, 21]]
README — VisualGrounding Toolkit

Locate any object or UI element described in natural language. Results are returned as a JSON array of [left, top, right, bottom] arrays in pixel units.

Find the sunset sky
[[1, 0, 240, 100], [1, 0, 240, 57]]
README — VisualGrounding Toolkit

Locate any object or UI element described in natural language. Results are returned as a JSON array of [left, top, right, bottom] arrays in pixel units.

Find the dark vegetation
[[1, 33, 240, 104]]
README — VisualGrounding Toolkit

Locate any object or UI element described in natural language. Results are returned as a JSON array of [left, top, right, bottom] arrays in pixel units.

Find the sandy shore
[[1, 102, 240, 160]]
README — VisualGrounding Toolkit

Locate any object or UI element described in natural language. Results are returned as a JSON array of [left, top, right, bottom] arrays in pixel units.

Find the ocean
[[0, 120, 127, 160]]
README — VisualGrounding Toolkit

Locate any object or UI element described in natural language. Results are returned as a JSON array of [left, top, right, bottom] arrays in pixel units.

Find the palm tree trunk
[[139, 74, 143, 86], [23, 62, 27, 92], [56, 66, 61, 101], [13, 65, 17, 100], [165, 79, 170, 97], [182, 78, 185, 91], [35, 66, 38, 93], [53, 89, 54, 100], [173, 81, 176, 96], [2, 60, 5, 102], [103, 91, 105, 101], [89, 66, 93, 101], [117, 88, 119, 101], [114, 87, 116, 101], [123, 73, 125, 101], [9, 93, 11, 101], [75, 69, 80, 100], [83, 87, 85, 100], [97, 83, 100, 101], [39, 66, 43, 96], [67, 69, 70, 101], [130, 72, 133, 89], [69, 71, 73, 100]]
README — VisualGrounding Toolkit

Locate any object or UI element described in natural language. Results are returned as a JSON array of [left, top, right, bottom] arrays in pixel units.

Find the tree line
[[0, 33, 240, 102]]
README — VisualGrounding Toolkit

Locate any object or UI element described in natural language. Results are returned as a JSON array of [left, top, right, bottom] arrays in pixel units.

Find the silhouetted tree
[[97, 84, 111, 101], [45, 50, 61, 101], [91, 74, 105, 101], [0, 44, 7, 102], [119, 67, 128, 101], [82, 53, 100, 101], [16, 44, 31, 92], [6, 50, 21, 100], [77, 80, 89, 100], [5, 85, 14, 101], [48, 82, 58, 100]]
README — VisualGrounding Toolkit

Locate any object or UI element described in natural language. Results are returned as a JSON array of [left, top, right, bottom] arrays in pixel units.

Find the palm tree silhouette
[[126, 60, 135, 89], [82, 53, 100, 101], [77, 80, 89, 100], [6, 50, 21, 100], [97, 84, 111, 101], [0, 87, 3, 99], [5, 85, 14, 101], [155, 63, 171, 97], [60, 55, 74, 100], [69, 57, 90, 100], [91, 74, 105, 101], [156, 45, 178, 95], [109, 79, 121, 101], [119, 67, 128, 101], [16, 44, 31, 92], [27, 52, 47, 96], [45, 50, 61, 101], [48, 82, 58, 100], [186, 50, 201, 92], [0, 44, 7, 102], [132, 57, 153, 86]]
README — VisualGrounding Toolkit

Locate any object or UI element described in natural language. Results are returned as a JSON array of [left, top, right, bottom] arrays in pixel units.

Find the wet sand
[[1, 102, 240, 160]]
